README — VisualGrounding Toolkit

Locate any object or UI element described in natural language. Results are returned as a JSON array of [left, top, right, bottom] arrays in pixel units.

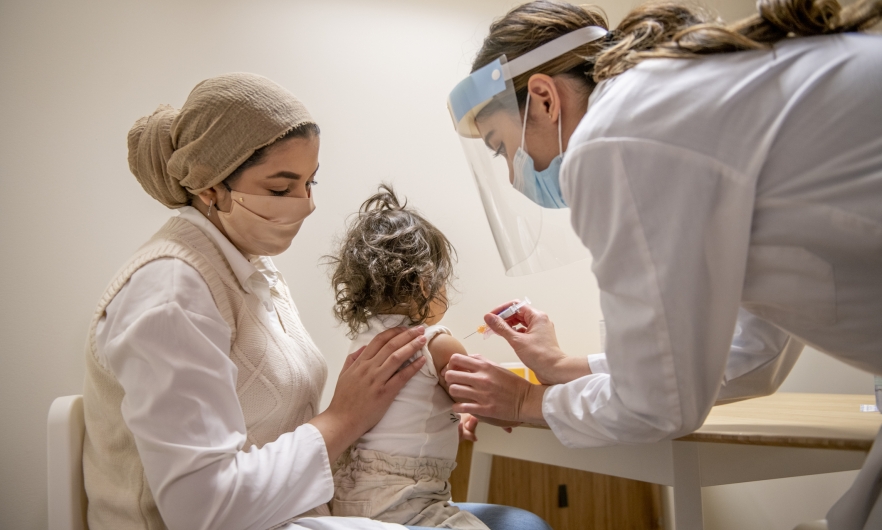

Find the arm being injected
[[445, 300, 593, 428]]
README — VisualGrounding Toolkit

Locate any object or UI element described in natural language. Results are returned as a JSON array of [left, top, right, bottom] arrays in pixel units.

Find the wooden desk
[[466, 393, 881, 530]]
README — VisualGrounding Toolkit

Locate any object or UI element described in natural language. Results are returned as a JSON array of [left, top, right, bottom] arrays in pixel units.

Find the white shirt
[[349, 315, 459, 460], [547, 34, 882, 447], [96, 207, 403, 530]]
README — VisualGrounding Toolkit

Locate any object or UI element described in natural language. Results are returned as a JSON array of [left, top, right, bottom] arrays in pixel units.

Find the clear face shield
[[448, 26, 607, 276]]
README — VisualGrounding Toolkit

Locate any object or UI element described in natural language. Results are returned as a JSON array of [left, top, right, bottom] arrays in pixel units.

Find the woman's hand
[[309, 326, 427, 461], [484, 301, 591, 385], [444, 353, 547, 426]]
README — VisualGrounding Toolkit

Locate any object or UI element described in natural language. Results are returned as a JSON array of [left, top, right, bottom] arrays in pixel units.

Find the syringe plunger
[[465, 297, 531, 339]]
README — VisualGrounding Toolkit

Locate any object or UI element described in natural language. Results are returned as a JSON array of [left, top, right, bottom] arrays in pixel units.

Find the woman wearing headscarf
[[83, 73, 550, 530]]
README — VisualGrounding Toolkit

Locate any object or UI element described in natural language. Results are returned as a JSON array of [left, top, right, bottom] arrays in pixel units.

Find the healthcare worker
[[83, 73, 550, 530], [443, 0, 882, 528]]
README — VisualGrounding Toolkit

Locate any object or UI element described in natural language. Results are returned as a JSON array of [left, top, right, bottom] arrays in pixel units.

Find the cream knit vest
[[82, 217, 328, 530]]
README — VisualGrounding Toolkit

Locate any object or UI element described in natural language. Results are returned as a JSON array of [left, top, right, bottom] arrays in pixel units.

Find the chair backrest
[[47, 395, 88, 530]]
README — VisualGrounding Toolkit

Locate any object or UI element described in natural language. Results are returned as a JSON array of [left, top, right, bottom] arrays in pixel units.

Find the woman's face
[[196, 133, 320, 237], [476, 109, 523, 184], [224, 134, 320, 203], [475, 101, 565, 184], [475, 75, 589, 185]]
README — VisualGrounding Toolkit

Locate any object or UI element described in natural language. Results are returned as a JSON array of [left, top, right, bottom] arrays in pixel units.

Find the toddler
[[326, 185, 488, 530]]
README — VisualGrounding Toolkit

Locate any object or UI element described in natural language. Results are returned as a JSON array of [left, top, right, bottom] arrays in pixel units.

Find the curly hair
[[327, 184, 457, 338]]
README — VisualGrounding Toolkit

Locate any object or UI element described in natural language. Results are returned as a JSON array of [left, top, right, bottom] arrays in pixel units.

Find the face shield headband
[[448, 26, 607, 138], [446, 26, 607, 276]]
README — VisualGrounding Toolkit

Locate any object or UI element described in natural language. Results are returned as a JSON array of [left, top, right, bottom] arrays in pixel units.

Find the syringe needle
[[462, 298, 529, 341]]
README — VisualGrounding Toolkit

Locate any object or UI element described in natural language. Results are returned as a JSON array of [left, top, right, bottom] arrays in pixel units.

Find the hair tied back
[[473, 0, 882, 85]]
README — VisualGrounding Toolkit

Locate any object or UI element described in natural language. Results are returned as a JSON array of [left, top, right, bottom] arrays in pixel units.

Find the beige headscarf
[[128, 73, 315, 208]]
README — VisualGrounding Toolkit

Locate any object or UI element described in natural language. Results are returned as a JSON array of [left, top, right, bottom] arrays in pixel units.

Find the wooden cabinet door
[[450, 441, 665, 530]]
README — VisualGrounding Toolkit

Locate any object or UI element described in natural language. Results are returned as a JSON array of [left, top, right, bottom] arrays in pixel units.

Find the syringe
[[464, 297, 531, 339]]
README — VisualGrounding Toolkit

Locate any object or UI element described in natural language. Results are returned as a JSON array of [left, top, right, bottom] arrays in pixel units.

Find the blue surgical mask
[[512, 94, 567, 209]]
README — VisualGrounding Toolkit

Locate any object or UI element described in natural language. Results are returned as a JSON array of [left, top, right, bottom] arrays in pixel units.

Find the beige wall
[[0, 0, 870, 528]]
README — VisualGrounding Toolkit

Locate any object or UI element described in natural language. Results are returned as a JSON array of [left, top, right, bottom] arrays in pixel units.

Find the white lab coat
[[545, 34, 881, 528]]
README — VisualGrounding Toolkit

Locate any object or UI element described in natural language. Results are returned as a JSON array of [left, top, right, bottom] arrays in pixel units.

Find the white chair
[[48, 395, 88, 530]]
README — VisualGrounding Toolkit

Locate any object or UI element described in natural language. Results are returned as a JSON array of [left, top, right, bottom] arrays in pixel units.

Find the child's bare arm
[[431, 335, 523, 435], [427, 333, 466, 395]]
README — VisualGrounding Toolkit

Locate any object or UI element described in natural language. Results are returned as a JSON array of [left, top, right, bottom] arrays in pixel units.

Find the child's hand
[[457, 413, 515, 442], [459, 413, 479, 442], [473, 415, 519, 432]]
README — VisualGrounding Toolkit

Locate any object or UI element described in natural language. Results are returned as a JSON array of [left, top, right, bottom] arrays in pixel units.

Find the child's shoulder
[[426, 327, 467, 371], [424, 323, 452, 341]]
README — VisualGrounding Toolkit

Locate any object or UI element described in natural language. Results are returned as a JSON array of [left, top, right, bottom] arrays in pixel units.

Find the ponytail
[[474, 0, 882, 90], [595, 0, 881, 80]]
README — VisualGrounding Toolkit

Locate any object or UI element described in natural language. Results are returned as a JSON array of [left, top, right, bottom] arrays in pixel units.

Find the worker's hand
[[484, 301, 590, 385], [443, 362, 519, 440], [309, 326, 427, 461], [445, 353, 547, 426]]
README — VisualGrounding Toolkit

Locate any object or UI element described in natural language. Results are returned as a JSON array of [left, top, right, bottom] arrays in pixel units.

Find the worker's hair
[[326, 184, 456, 338], [473, 0, 881, 103]]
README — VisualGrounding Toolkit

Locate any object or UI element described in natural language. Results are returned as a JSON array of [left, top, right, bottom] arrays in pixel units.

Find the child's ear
[[417, 279, 448, 305], [418, 278, 430, 299], [415, 279, 432, 314]]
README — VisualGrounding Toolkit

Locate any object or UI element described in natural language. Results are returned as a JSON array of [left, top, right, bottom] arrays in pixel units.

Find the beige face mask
[[218, 190, 315, 256]]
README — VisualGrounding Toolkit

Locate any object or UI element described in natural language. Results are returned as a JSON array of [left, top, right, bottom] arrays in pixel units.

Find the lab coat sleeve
[[581, 308, 804, 403], [101, 259, 334, 530], [587, 353, 610, 374], [717, 308, 803, 403], [546, 138, 759, 447]]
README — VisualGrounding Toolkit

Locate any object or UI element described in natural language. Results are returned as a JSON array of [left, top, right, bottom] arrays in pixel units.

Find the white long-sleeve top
[[584, 307, 804, 404], [95, 206, 402, 530], [546, 34, 882, 448]]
